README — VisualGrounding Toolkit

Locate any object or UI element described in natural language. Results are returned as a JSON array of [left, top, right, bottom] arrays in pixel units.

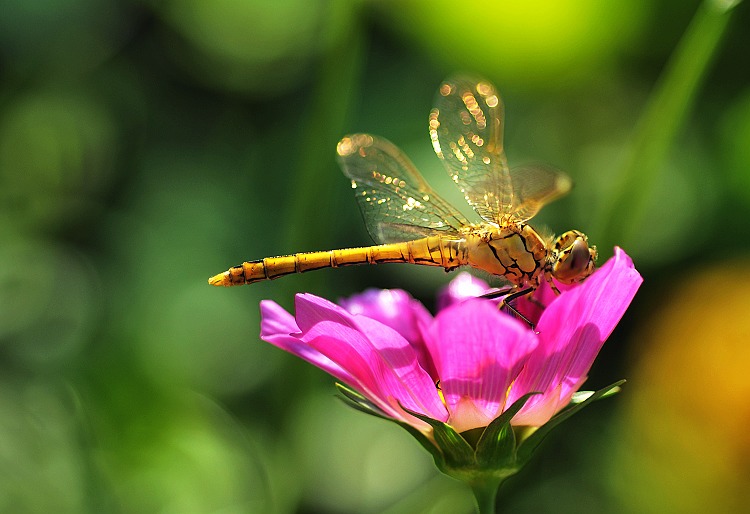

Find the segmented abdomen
[[208, 236, 467, 286]]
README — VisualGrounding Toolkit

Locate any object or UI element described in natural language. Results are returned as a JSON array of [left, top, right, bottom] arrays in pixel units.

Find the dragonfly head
[[550, 230, 597, 284]]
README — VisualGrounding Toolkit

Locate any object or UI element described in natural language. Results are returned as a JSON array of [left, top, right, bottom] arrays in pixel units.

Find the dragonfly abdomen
[[208, 236, 468, 286]]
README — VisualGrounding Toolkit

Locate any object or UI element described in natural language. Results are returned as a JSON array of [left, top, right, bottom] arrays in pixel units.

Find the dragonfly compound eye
[[552, 231, 597, 284]]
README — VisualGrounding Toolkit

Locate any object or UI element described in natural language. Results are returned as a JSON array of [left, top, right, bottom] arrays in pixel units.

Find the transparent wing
[[430, 76, 511, 223], [508, 164, 573, 221], [337, 134, 469, 244]]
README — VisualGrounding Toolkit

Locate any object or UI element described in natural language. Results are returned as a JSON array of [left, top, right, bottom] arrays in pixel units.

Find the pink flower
[[260, 247, 641, 435], [436, 272, 499, 311]]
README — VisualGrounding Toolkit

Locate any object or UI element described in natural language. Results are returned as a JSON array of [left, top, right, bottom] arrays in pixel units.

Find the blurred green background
[[1, 1, 749, 512]]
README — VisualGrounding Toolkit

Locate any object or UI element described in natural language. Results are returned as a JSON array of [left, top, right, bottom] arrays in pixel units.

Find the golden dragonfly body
[[209, 77, 596, 292]]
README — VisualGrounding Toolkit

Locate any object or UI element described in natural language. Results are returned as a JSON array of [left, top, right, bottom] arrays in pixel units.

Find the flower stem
[[471, 479, 501, 514]]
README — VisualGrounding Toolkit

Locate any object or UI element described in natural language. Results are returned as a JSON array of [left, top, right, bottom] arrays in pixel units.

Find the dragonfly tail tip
[[208, 272, 230, 287]]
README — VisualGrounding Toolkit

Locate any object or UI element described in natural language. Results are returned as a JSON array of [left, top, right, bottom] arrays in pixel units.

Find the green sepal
[[570, 383, 622, 404], [475, 392, 539, 469], [401, 405, 476, 469], [516, 379, 625, 464], [335, 383, 445, 467], [392, 419, 447, 469], [334, 382, 390, 420], [336, 380, 625, 486]]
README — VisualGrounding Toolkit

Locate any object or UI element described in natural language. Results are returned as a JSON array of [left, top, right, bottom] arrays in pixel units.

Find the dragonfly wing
[[431, 76, 512, 223], [507, 164, 573, 222], [337, 134, 468, 244]]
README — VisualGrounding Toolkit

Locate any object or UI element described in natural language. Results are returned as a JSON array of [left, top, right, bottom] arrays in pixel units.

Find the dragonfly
[[209, 76, 597, 305]]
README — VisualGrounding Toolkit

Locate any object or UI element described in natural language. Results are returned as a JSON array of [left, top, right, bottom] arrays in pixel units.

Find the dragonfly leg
[[502, 287, 534, 304], [479, 286, 537, 328], [545, 274, 561, 295], [481, 287, 536, 329], [480, 286, 515, 300], [499, 287, 535, 329], [526, 294, 547, 310]]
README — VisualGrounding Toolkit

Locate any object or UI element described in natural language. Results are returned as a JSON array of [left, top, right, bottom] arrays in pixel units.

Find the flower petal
[[339, 288, 437, 378], [294, 294, 448, 424], [436, 272, 494, 310], [259, 299, 355, 384], [510, 247, 642, 425], [426, 299, 539, 432], [339, 288, 432, 343]]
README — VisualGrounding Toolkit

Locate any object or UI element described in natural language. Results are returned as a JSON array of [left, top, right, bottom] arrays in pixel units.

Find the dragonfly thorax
[[464, 222, 548, 287], [463, 224, 597, 290]]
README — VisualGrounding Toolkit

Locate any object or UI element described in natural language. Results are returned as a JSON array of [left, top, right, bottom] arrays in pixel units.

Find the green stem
[[471, 479, 501, 514]]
